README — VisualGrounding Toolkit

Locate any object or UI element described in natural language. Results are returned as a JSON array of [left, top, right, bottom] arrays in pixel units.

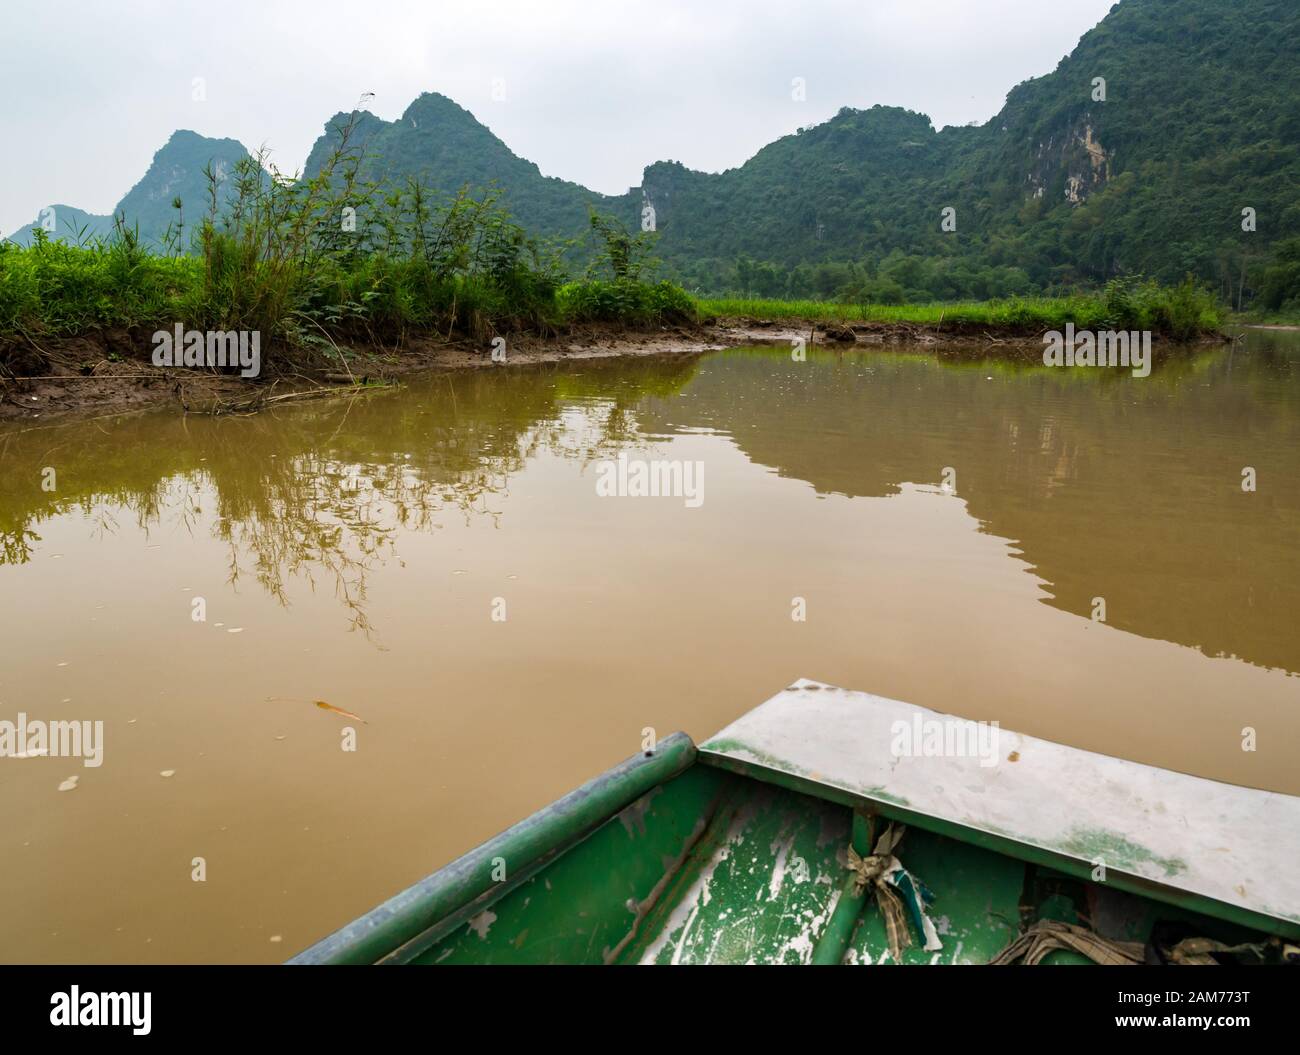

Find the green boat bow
[[290, 682, 1299, 965]]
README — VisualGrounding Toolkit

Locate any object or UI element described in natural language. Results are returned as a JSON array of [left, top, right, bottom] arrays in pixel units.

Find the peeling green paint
[[1062, 828, 1189, 878]]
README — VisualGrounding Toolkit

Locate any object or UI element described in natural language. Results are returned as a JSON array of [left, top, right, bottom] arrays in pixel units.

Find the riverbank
[[0, 173, 1230, 423], [0, 320, 756, 422], [0, 322, 735, 423], [1, 312, 1236, 424]]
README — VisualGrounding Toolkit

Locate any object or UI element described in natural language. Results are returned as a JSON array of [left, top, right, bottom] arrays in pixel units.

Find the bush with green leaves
[[557, 279, 695, 326]]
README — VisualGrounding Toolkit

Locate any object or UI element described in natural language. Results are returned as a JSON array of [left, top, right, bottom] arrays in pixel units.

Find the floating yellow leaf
[[266, 696, 367, 723], [313, 700, 367, 723]]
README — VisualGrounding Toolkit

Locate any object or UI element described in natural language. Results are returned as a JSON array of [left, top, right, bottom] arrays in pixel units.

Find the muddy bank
[[0, 324, 729, 424], [0, 317, 1223, 424]]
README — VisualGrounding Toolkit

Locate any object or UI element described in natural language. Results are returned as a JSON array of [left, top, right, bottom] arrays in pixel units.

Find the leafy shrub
[[557, 279, 696, 326]]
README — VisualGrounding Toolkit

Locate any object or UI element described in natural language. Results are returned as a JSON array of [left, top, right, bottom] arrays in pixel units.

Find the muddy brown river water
[[1, 331, 1298, 963]]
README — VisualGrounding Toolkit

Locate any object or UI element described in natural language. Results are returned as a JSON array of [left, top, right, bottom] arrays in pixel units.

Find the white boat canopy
[[700, 679, 1300, 937]]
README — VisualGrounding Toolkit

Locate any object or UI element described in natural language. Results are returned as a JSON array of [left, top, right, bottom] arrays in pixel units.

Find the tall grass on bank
[[0, 226, 201, 339], [0, 122, 691, 375], [699, 276, 1223, 340]]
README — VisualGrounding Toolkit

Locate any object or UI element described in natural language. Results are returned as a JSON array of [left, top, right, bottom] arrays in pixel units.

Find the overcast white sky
[[1, 0, 1118, 235]]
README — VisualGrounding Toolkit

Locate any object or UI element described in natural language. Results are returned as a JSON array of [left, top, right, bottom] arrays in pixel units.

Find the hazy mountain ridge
[[7, 203, 114, 246], [6, 130, 252, 248], [302, 93, 623, 241]]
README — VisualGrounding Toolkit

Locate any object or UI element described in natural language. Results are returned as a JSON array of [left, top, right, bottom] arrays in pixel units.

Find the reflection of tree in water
[[0, 354, 702, 639], [0, 524, 38, 565], [204, 447, 518, 641]]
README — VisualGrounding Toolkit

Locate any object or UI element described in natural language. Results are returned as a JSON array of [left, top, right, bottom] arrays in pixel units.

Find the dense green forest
[[645, 0, 1300, 305], [7, 0, 1299, 310]]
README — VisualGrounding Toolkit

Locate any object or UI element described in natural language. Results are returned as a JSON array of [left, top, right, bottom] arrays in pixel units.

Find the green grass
[[698, 278, 1224, 339], [0, 234, 202, 338], [0, 238, 694, 344]]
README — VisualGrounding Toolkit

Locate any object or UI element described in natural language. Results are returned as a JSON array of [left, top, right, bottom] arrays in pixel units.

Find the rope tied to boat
[[990, 920, 1273, 966], [990, 920, 1145, 965], [845, 846, 890, 895], [1166, 936, 1268, 965], [846, 823, 943, 963]]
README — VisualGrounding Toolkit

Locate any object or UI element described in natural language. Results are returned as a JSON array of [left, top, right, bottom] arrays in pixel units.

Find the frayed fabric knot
[[846, 823, 943, 962]]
